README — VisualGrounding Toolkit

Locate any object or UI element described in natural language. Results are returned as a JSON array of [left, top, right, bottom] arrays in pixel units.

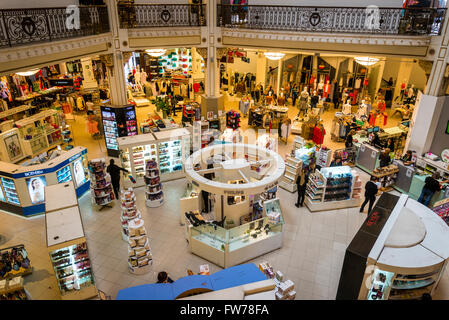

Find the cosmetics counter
[[183, 144, 286, 268], [305, 166, 362, 212], [0, 146, 89, 217], [118, 127, 191, 188], [45, 182, 97, 300], [337, 193, 449, 300]]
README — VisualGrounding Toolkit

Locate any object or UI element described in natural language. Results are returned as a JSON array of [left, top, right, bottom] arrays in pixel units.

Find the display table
[[0, 146, 90, 217], [337, 193, 449, 300], [45, 182, 98, 300], [116, 263, 270, 300], [305, 166, 362, 212]]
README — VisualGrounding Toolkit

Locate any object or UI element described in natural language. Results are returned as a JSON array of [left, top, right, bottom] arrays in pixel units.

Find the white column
[[107, 52, 128, 106], [374, 60, 386, 96], [393, 61, 413, 100], [59, 62, 68, 76], [255, 52, 267, 87]]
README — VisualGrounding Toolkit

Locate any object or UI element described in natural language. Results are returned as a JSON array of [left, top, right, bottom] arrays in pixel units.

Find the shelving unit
[[128, 218, 153, 275], [145, 160, 164, 208], [45, 182, 97, 300], [305, 166, 362, 211], [120, 188, 141, 242], [0, 177, 20, 205], [88, 158, 114, 210], [0, 276, 30, 300], [317, 147, 332, 168], [56, 165, 73, 183], [279, 157, 302, 193], [0, 245, 32, 280], [226, 110, 240, 130], [61, 124, 74, 150]]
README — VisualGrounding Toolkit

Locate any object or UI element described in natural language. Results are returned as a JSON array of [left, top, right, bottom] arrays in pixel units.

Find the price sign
[[371, 151, 377, 158], [360, 145, 365, 152], [406, 169, 413, 178]]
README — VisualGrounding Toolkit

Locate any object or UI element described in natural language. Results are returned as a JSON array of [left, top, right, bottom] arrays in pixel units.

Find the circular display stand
[[128, 261, 152, 275], [121, 230, 129, 242], [146, 195, 164, 208]]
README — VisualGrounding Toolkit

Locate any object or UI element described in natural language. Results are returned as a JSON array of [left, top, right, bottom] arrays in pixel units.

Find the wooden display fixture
[[127, 218, 153, 275]]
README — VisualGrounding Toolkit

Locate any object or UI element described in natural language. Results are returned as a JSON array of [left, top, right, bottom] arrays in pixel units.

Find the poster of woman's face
[[73, 158, 86, 187], [26, 176, 47, 205], [4, 133, 22, 161]]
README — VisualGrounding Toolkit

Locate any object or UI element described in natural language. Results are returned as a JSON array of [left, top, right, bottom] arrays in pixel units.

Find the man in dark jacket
[[295, 169, 309, 208], [106, 159, 129, 199], [418, 172, 443, 207], [360, 177, 378, 214]]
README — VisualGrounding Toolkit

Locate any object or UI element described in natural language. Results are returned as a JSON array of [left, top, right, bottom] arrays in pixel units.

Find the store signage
[[360, 145, 365, 152], [371, 151, 377, 158], [24, 170, 44, 177], [68, 153, 82, 163], [309, 12, 321, 26], [406, 169, 413, 178], [49, 79, 74, 86]]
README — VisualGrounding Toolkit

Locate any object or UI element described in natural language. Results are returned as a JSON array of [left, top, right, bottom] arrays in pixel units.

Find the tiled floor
[[1, 99, 448, 300]]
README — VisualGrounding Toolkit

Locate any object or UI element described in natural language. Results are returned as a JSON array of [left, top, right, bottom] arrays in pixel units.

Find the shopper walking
[[295, 169, 309, 208], [360, 177, 378, 214], [106, 159, 129, 199], [418, 172, 444, 207]]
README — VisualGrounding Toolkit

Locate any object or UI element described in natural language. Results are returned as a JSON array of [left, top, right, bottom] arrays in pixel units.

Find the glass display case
[[1, 177, 19, 205], [158, 140, 183, 175], [189, 207, 284, 268], [228, 214, 284, 252], [133, 144, 157, 179], [49, 241, 95, 297], [57, 165, 73, 183], [101, 105, 138, 157], [121, 148, 132, 173]]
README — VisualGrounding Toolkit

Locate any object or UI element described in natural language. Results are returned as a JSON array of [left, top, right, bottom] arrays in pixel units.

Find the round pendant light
[[16, 68, 40, 76], [264, 52, 285, 61], [354, 57, 380, 66], [145, 49, 167, 57]]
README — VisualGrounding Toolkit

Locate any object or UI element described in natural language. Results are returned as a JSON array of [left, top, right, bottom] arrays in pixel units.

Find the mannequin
[[278, 88, 286, 106], [400, 80, 407, 101], [323, 80, 330, 98], [408, 84, 415, 98], [310, 90, 319, 108], [297, 86, 309, 116], [134, 66, 141, 85], [317, 79, 324, 97], [357, 99, 368, 119], [140, 68, 148, 84]]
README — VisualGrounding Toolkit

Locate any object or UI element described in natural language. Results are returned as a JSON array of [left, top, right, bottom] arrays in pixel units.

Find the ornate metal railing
[[0, 6, 110, 49], [117, 4, 207, 29], [217, 5, 446, 36]]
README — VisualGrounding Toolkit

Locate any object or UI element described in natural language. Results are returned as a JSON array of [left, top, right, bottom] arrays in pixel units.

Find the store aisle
[[1, 171, 448, 300]]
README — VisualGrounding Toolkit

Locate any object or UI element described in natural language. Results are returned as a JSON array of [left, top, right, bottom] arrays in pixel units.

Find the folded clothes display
[[0, 245, 32, 279]]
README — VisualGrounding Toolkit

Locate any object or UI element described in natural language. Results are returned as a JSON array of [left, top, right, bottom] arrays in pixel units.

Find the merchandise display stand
[[0, 276, 30, 300], [61, 124, 74, 150], [127, 218, 153, 275], [45, 182, 98, 300], [305, 166, 362, 212], [337, 193, 449, 300], [120, 188, 141, 242], [258, 262, 296, 300], [144, 160, 164, 208], [88, 158, 114, 210], [279, 156, 302, 193], [432, 198, 449, 225], [370, 164, 399, 192]]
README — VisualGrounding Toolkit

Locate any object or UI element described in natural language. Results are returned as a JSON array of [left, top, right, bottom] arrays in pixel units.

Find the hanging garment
[[354, 78, 362, 89], [193, 82, 200, 93], [87, 120, 100, 135], [281, 123, 291, 139], [313, 126, 326, 145]]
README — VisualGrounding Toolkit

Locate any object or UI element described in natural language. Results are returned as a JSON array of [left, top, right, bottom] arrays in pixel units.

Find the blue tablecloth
[[116, 263, 267, 300]]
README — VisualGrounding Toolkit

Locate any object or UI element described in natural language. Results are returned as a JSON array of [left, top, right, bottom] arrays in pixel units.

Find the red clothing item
[[193, 83, 200, 93], [313, 126, 326, 145]]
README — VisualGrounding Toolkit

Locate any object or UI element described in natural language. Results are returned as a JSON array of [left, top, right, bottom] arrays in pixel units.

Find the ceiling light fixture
[[16, 68, 40, 76], [264, 52, 285, 61], [354, 57, 380, 66], [145, 49, 167, 57]]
